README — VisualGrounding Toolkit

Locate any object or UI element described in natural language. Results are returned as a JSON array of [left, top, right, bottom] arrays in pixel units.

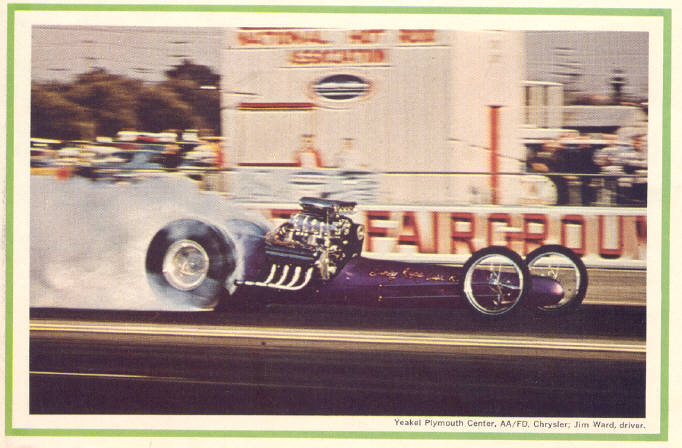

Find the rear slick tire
[[145, 219, 236, 310]]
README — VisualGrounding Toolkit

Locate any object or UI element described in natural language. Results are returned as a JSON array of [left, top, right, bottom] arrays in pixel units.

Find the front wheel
[[526, 245, 588, 315], [145, 219, 236, 309], [460, 247, 530, 318]]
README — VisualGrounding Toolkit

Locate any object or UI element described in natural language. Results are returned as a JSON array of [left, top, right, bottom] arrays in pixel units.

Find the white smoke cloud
[[30, 175, 269, 310]]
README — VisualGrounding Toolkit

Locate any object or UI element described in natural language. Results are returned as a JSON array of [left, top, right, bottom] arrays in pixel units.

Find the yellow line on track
[[30, 320, 645, 354]]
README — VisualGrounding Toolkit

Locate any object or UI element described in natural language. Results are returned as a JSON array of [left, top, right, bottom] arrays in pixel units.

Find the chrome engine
[[242, 197, 364, 290]]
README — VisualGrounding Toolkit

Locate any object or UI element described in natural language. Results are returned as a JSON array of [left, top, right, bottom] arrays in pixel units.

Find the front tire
[[145, 219, 236, 309], [526, 245, 588, 315], [460, 247, 530, 318]]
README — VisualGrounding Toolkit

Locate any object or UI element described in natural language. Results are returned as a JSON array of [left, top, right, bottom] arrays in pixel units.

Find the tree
[[135, 85, 196, 132], [30, 63, 222, 140], [31, 83, 92, 140], [163, 60, 221, 134], [162, 77, 221, 133], [64, 69, 140, 136], [165, 59, 220, 88]]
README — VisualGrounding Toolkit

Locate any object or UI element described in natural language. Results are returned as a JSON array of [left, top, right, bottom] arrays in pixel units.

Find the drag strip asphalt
[[28, 303, 646, 416], [30, 317, 644, 362]]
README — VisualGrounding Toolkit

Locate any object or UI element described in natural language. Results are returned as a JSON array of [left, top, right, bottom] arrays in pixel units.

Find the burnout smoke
[[30, 175, 269, 310]]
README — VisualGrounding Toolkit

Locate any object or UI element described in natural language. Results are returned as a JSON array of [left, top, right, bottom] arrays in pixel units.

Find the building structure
[[221, 28, 526, 204]]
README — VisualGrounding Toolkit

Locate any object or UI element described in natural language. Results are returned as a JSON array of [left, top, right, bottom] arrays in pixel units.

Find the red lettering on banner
[[450, 213, 475, 254], [487, 213, 512, 248], [238, 30, 329, 46], [432, 212, 439, 254], [348, 30, 385, 44], [397, 212, 423, 252], [259, 207, 644, 263], [561, 215, 586, 255], [366, 211, 392, 252], [290, 49, 387, 65], [523, 214, 548, 254], [636, 216, 647, 243], [635, 215, 647, 260], [399, 29, 436, 44], [599, 215, 624, 258]]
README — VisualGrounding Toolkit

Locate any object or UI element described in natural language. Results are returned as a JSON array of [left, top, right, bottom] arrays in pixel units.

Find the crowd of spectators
[[530, 131, 648, 206]]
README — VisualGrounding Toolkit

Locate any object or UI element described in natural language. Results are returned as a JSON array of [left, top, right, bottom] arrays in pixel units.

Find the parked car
[[30, 138, 62, 167]]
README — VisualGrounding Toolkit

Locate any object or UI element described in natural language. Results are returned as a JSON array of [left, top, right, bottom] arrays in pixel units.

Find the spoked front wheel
[[460, 247, 530, 318], [526, 245, 588, 315]]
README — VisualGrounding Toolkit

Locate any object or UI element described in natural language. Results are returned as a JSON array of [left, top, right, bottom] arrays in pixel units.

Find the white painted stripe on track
[[31, 320, 645, 354]]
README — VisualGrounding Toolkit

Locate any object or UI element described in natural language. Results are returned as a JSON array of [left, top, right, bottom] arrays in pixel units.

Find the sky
[[31, 26, 648, 98], [525, 31, 648, 99], [32, 26, 223, 83]]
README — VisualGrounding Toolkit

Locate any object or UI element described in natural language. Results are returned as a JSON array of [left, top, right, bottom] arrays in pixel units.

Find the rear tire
[[145, 219, 236, 309]]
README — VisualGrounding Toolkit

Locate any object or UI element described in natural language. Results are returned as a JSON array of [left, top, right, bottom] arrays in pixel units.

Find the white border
[[9, 5, 665, 438]]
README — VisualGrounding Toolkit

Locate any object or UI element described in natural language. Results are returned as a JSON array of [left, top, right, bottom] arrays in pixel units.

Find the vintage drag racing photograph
[[11, 6, 665, 439]]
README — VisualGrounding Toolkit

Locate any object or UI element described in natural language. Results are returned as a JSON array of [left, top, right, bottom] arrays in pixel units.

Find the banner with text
[[251, 205, 647, 269]]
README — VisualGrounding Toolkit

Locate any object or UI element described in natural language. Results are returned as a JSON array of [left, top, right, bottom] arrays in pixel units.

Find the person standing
[[295, 134, 323, 168], [335, 137, 365, 170]]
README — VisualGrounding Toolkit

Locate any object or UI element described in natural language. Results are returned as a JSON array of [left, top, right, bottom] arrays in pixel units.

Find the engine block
[[242, 197, 364, 291], [266, 197, 364, 279]]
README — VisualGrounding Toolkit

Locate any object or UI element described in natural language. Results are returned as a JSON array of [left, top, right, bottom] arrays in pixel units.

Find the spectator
[[335, 138, 366, 170], [623, 134, 648, 171], [593, 133, 647, 204], [593, 134, 632, 174], [626, 134, 648, 204], [295, 134, 323, 168]]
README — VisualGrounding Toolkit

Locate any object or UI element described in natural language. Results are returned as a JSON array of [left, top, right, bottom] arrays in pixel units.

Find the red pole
[[489, 106, 501, 205]]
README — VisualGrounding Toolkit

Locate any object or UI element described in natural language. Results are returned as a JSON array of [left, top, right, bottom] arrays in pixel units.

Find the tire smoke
[[30, 175, 268, 310]]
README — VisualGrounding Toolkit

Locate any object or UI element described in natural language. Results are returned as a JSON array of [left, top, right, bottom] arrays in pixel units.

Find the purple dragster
[[146, 197, 587, 317]]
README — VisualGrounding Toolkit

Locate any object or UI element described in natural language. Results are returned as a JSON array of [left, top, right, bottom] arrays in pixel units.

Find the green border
[[5, 1, 15, 442], [5, 3, 672, 442]]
